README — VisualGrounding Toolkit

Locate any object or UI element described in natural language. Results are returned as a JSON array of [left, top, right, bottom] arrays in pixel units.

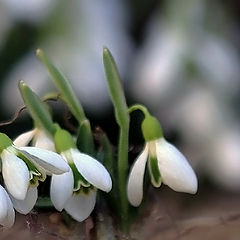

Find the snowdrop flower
[[50, 129, 112, 221], [0, 184, 15, 229], [127, 109, 198, 207], [14, 127, 55, 151], [0, 132, 69, 214]]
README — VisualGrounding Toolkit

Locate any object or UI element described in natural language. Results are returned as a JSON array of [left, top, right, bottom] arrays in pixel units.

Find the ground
[[1, 186, 240, 240]]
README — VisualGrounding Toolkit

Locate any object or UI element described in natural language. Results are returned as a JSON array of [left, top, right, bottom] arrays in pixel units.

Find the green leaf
[[103, 47, 129, 129], [36, 49, 86, 124], [97, 132, 114, 177], [36, 49, 94, 154], [76, 120, 94, 155], [0, 133, 12, 153], [103, 47, 130, 231], [18, 81, 56, 136]]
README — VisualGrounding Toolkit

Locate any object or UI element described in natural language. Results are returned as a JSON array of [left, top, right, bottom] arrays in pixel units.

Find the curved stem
[[128, 104, 150, 117]]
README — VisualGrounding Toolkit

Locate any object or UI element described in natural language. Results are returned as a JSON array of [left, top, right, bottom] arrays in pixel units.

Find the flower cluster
[[0, 132, 69, 228], [2, 128, 112, 224], [0, 48, 198, 232]]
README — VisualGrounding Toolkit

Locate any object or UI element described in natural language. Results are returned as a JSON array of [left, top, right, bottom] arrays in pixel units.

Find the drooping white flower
[[127, 108, 198, 207], [0, 184, 15, 229], [12, 129, 56, 213], [127, 138, 197, 207], [0, 132, 69, 214], [50, 129, 112, 221]]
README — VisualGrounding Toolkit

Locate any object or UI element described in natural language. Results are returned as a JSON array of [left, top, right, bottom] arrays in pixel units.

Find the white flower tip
[[0, 185, 15, 229], [13, 130, 35, 147], [50, 171, 74, 212], [54, 162, 70, 174], [127, 145, 148, 207], [166, 154, 198, 194], [166, 168, 198, 195], [182, 172, 198, 194], [100, 173, 112, 193], [127, 184, 142, 207], [64, 190, 97, 222], [156, 138, 198, 195]]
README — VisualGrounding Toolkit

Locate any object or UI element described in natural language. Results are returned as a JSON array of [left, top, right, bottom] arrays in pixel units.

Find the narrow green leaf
[[36, 49, 94, 154], [103, 47, 129, 129], [19, 81, 56, 136], [76, 120, 94, 155], [96, 131, 121, 215], [36, 49, 86, 124], [97, 132, 114, 176], [103, 47, 130, 230]]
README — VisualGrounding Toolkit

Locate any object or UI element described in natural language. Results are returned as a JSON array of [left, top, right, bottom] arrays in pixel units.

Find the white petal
[[10, 187, 37, 214], [5, 199, 15, 229], [34, 130, 56, 152], [50, 169, 74, 211], [127, 145, 148, 207], [0, 185, 15, 229], [19, 147, 70, 174], [1, 150, 29, 200], [13, 130, 36, 147], [64, 190, 96, 222], [0, 185, 8, 223], [156, 138, 198, 194], [71, 149, 112, 192]]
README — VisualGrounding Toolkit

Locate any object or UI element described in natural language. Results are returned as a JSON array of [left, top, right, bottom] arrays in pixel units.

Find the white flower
[[50, 148, 112, 222], [11, 129, 58, 213], [14, 128, 55, 151], [0, 144, 69, 213], [0, 184, 15, 229], [127, 138, 198, 207]]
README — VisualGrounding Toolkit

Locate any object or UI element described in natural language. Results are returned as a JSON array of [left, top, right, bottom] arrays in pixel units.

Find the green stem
[[128, 104, 150, 117], [118, 127, 129, 231]]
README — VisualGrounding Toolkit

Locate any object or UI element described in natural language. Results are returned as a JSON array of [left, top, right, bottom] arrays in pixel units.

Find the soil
[[1, 185, 240, 240]]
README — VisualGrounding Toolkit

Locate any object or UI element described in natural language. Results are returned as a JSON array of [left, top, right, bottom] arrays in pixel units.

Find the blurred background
[[1, 0, 240, 238]]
